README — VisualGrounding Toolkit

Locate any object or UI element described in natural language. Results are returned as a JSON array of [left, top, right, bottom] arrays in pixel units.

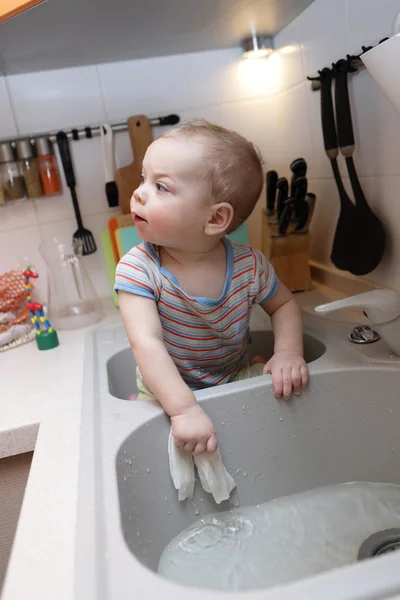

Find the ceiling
[[0, 0, 314, 75]]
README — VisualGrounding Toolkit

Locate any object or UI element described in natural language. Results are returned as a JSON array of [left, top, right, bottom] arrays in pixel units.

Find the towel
[[168, 428, 236, 504]]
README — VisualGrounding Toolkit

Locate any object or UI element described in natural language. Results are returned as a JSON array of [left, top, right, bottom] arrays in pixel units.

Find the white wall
[[271, 0, 400, 290], [0, 47, 281, 302], [2, 0, 400, 304]]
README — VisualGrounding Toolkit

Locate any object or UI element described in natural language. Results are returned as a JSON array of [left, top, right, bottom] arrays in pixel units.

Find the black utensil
[[56, 131, 97, 255], [301, 192, 316, 233], [293, 175, 308, 221], [334, 59, 385, 275], [290, 157, 307, 197], [276, 177, 289, 221], [279, 177, 308, 234], [294, 200, 309, 232], [266, 170, 278, 215], [319, 67, 358, 272]]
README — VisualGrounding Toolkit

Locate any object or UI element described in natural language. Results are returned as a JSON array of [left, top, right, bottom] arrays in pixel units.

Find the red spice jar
[[36, 137, 62, 196]]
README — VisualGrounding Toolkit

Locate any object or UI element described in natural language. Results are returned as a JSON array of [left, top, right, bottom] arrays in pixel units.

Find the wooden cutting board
[[115, 115, 153, 214]]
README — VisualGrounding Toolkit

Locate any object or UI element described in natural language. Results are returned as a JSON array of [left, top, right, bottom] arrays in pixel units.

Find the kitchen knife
[[266, 170, 278, 215], [293, 176, 308, 221], [276, 177, 289, 221], [295, 192, 316, 234], [278, 197, 296, 234], [290, 157, 307, 197]]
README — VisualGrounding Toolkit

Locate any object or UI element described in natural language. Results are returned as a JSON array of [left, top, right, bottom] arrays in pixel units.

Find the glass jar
[[36, 137, 62, 196], [0, 142, 25, 201], [16, 139, 43, 199]]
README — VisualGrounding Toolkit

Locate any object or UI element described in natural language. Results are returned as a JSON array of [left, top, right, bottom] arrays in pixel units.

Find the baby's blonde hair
[[161, 120, 263, 233]]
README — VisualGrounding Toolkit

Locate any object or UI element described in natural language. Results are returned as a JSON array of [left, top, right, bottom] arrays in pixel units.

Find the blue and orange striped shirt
[[115, 238, 277, 389]]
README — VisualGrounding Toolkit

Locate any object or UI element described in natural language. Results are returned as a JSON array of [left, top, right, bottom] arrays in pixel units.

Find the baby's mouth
[[133, 214, 147, 224]]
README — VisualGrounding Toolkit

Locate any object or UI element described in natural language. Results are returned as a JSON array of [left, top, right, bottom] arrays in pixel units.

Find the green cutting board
[[100, 230, 118, 306], [115, 223, 249, 257]]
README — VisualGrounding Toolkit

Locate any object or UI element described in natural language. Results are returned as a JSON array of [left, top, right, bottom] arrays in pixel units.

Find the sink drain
[[358, 529, 400, 560]]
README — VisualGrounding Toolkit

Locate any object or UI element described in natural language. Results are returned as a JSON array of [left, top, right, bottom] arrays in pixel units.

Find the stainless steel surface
[[349, 325, 380, 345], [16, 140, 33, 160], [241, 34, 274, 57], [35, 137, 52, 156], [2, 114, 179, 146], [0, 0, 315, 74], [358, 530, 400, 560], [0, 143, 14, 163]]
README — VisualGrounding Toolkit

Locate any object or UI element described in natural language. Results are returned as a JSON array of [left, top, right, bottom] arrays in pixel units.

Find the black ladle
[[333, 59, 385, 275]]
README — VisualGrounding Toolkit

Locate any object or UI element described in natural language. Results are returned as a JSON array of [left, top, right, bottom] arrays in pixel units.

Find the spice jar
[[36, 137, 62, 196], [17, 139, 43, 199], [0, 142, 25, 201]]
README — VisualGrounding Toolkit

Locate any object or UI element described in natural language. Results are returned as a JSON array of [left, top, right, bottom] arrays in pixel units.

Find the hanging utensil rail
[[307, 38, 389, 91], [2, 113, 180, 145]]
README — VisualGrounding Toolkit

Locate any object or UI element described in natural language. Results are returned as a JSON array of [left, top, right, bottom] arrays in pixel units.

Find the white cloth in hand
[[168, 428, 236, 504]]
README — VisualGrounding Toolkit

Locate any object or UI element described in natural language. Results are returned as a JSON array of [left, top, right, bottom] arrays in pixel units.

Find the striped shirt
[[115, 238, 277, 389]]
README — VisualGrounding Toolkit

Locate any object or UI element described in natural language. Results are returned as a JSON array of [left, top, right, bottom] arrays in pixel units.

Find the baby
[[115, 120, 308, 455]]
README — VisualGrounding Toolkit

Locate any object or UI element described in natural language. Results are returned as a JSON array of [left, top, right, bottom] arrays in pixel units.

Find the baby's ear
[[204, 202, 233, 236]]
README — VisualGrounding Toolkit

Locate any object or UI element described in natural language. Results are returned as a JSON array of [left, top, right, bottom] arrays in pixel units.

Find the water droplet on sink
[[242, 405, 246, 410], [146, 468, 150, 473], [279, 417, 283, 422], [243, 471, 247, 477]]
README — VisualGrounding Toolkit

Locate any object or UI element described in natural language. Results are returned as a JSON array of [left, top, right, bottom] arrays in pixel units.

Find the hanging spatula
[[334, 59, 385, 275], [56, 131, 97, 255]]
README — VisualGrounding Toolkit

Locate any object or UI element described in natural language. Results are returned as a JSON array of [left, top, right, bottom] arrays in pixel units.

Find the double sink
[[75, 308, 400, 600]]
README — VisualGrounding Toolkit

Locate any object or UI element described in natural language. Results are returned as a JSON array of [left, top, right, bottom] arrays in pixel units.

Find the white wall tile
[[0, 199, 38, 233], [7, 66, 106, 135], [187, 48, 276, 107], [347, 0, 400, 49], [273, 21, 307, 94], [0, 225, 47, 303], [268, 82, 314, 177], [39, 212, 113, 300], [0, 77, 18, 139], [350, 69, 400, 177], [98, 53, 194, 122], [292, 0, 350, 77]]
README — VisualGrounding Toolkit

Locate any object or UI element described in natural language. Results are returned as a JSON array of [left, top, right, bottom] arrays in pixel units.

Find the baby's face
[[131, 136, 212, 250]]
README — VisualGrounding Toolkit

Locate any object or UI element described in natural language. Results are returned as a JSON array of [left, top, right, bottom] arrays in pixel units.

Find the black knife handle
[[334, 59, 355, 152], [320, 68, 338, 157], [56, 131, 76, 188], [266, 170, 278, 214], [279, 199, 295, 234], [276, 177, 289, 219]]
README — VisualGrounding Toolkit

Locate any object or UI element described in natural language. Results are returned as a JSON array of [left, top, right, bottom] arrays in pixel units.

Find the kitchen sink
[[107, 330, 326, 400], [75, 308, 400, 600]]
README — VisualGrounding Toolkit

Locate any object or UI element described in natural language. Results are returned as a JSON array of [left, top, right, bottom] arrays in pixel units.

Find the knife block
[[261, 209, 312, 293]]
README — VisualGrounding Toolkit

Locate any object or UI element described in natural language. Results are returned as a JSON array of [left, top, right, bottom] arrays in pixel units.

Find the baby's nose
[[132, 186, 145, 205]]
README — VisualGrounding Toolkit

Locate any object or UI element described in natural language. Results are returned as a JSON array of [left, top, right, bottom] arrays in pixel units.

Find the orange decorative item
[[0, 267, 35, 350]]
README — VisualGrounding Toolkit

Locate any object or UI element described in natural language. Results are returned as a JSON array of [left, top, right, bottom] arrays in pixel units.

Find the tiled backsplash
[[1, 0, 400, 303]]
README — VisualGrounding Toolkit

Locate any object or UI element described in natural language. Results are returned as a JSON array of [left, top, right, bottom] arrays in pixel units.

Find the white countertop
[[1, 299, 121, 600], [0, 287, 363, 600]]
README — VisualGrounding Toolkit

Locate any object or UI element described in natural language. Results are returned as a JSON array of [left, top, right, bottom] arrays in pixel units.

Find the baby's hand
[[263, 351, 308, 399], [171, 404, 218, 455]]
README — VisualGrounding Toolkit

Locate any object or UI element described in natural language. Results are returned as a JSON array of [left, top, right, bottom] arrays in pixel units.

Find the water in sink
[[158, 482, 400, 591]]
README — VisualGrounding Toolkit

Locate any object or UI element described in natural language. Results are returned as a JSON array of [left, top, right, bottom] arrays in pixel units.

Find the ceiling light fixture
[[241, 34, 274, 58]]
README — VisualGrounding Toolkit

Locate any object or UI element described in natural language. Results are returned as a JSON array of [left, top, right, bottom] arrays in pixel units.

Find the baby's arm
[[118, 291, 218, 454], [260, 281, 309, 399]]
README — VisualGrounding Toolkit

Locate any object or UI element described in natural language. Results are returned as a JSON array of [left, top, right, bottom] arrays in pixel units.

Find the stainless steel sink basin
[[75, 310, 400, 600]]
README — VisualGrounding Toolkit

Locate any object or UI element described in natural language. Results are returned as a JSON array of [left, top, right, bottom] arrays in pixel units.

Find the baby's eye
[[156, 182, 168, 193], [140, 174, 145, 184]]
